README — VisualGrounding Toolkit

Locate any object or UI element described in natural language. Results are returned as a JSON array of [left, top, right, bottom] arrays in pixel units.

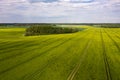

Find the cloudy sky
[[0, 0, 120, 23]]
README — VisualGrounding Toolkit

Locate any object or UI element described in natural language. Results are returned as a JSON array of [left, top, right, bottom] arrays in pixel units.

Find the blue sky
[[0, 0, 120, 23]]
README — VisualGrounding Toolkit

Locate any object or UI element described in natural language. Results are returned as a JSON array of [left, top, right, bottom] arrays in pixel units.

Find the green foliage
[[94, 24, 120, 28], [25, 24, 80, 36]]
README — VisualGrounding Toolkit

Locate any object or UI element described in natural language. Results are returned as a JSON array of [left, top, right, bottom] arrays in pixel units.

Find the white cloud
[[0, 0, 120, 23], [0, 1, 83, 17]]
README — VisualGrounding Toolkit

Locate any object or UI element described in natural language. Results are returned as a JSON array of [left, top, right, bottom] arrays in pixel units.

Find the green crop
[[0, 26, 120, 80]]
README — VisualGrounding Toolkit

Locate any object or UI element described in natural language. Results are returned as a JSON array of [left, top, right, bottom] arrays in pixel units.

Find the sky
[[0, 0, 120, 23]]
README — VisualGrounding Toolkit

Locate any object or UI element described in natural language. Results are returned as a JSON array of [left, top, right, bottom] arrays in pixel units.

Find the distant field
[[0, 25, 120, 80]]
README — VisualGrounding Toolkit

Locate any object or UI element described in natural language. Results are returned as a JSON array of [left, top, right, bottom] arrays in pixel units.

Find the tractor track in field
[[22, 40, 80, 80], [0, 37, 57, 53], [0, 41, 11, 46], [0, 37, 54, 54], [0, 29, 91, 61], [115, 35, 120, 39], [106, 28, 120, 40], [104, 29, 120, 52], [111, 32, 120, 39], [20, 31, 91, 80], [0, 36, 63, 56], [0, 32, 82, 75], [0, 38, 71, 75], [110, 30, 120, 39], [67, 30, 95, 80], [0, 41, 31, 51], [0, 37, 65, 62], [111, 29, 120, 37], [0, 36, 60, 51], [100, 29, 112, 80]]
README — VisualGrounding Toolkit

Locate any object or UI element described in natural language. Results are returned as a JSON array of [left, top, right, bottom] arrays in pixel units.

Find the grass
[[0, 26, 120, 80]]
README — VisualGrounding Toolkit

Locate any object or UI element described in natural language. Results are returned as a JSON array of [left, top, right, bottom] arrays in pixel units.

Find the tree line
[[25, 24, 80, 36], [94, 24, 120, 28]]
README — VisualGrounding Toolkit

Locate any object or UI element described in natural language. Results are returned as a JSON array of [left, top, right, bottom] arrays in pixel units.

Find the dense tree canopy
[[25, 24, 80, 36]]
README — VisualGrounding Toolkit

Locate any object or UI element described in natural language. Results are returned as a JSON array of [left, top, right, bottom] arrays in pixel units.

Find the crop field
[[0, 26, 120, 80]]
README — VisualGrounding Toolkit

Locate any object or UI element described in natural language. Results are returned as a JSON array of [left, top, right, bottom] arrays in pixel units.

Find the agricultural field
[[0, 25, 120, 80]]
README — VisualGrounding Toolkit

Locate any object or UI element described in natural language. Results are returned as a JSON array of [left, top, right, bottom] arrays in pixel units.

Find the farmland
[[0, 25, 120, 80]]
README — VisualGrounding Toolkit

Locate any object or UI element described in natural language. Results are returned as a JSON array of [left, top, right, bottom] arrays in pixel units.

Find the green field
[[0, 26, 120, 80]]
